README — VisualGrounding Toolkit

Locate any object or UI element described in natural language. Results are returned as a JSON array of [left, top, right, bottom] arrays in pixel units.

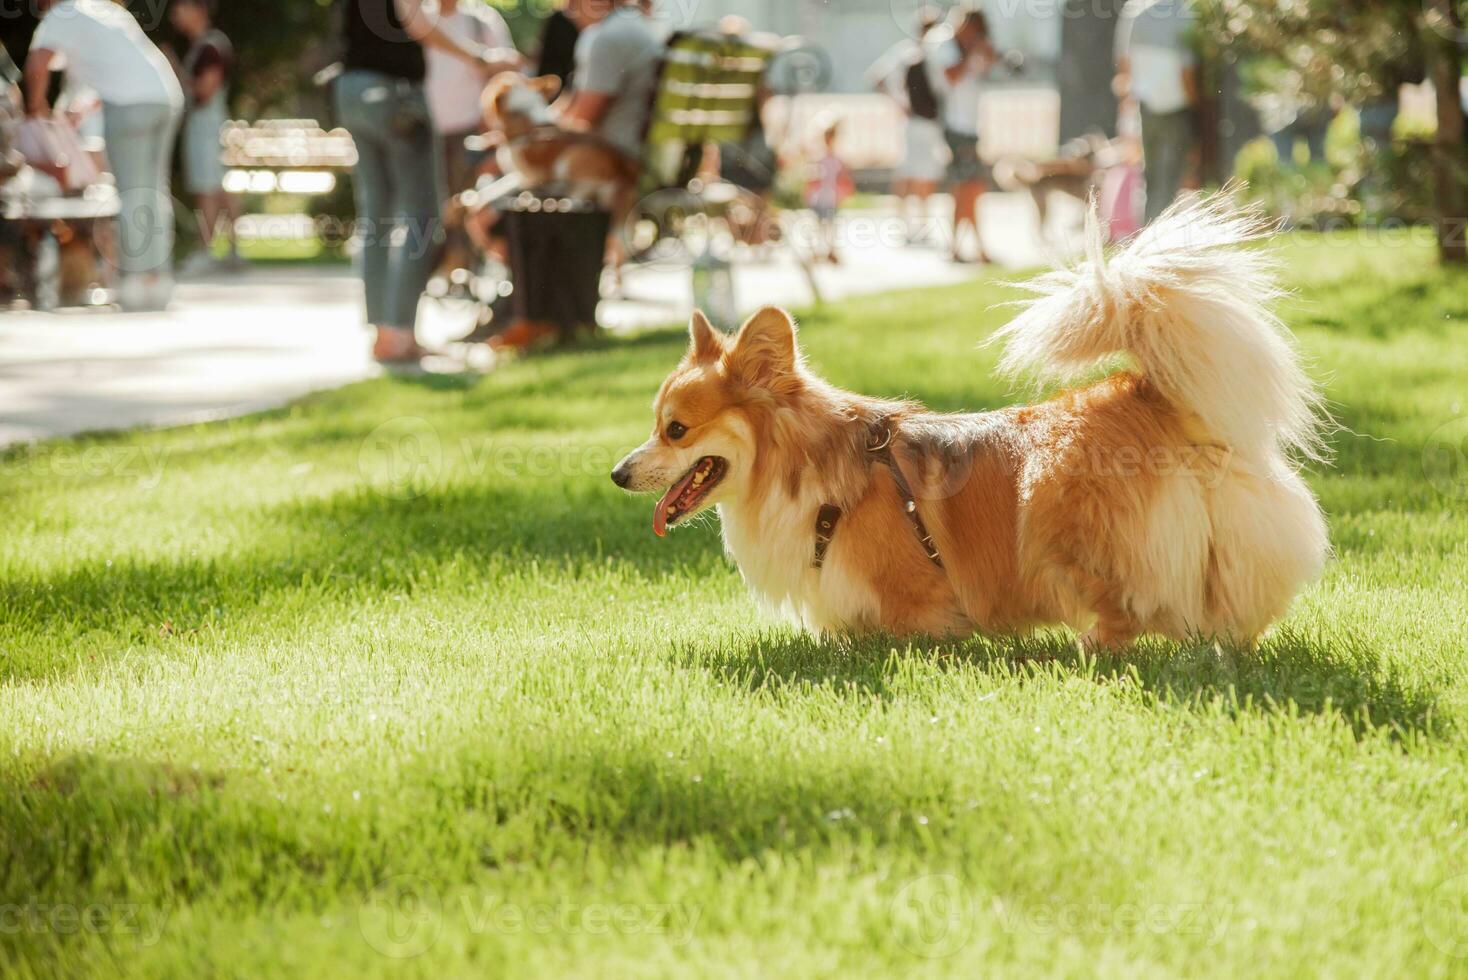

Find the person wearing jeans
[[334, 72, 439, 349], [101, 104, 182, 301], [1114, 0, 1199, 224], [25, 0, 183, 311], [335, 0, 518, 365]]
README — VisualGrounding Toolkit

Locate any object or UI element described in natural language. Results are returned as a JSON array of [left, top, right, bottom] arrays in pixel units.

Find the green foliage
[[3, 238, 1468, 975], [1201, 0, 1468, 251], [121, 0, 336, 114], [1201, 0, 1436, 107], [1234, 112, 1464, 228]]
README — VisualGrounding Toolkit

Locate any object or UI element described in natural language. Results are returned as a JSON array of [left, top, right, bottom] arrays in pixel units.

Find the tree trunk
[[1057, 0, 1125, 141], [1426, 2, 1468, 264]]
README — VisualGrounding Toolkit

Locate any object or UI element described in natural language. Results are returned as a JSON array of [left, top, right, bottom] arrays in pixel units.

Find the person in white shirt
[[925, 9, 997, 263], [424, 0, 521, 199], [1113, 0, 1199, 223], [868, 5, 948, 243], [25, 0, 184, 311]]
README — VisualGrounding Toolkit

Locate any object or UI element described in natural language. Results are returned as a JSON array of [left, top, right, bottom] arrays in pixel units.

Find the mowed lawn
[[3, 232, 1468, 978]]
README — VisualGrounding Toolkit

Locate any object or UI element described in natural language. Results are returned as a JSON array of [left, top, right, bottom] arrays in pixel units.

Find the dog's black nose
[[611, 462, 632, 488]]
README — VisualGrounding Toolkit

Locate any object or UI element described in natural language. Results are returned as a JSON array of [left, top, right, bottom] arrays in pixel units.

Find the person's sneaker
[[178, 250, 218, 278], [373, 327, 429, 365], [487, 319, 559, 353], [115, 276, 148, 311], [148, 275, 176, 310], [116, 274, 173, 312]]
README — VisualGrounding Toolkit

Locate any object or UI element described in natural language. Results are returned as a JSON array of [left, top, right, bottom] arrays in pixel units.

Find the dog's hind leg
[[1061, 560, 1141, 650], [1203, 457, 1329, 641], [1080, 596, 1141, 651]]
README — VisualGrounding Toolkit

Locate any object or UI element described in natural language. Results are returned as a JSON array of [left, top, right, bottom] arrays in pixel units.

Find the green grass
[[210, 235, 349, 265], [3, 232, 1468, 978]]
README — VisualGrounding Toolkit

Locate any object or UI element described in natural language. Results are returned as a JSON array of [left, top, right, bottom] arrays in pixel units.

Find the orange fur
[[613, 198, 1329, 647], [480, 72, 638, 210]]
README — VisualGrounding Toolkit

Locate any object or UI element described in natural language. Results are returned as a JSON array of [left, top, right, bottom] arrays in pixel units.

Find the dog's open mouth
[[653, 456, 727, 537]]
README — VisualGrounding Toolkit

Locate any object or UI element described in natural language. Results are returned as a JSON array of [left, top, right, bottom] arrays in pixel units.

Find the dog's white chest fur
[[718, 492, 880, 634]]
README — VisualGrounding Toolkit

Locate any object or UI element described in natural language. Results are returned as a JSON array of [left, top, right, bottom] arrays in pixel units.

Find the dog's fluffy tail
[[994, 193, 1325, 464]]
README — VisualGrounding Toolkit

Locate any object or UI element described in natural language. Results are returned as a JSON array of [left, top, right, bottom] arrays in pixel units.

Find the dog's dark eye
[[666, 421, 688, 441]]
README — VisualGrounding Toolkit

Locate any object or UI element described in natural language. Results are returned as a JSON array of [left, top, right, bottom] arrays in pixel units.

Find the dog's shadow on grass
[[684, 627, 1448, 742]]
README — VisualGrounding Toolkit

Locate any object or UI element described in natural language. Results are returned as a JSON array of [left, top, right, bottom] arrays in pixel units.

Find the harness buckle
[[865, 424, 894, 453]]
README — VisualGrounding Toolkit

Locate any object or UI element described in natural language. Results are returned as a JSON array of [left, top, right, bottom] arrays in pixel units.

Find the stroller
[[1, 80, 120, 311]]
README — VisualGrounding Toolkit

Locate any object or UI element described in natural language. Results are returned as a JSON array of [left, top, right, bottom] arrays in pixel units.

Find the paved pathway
[[0, 270, 373, 447], [0, 193, 1082, 447]]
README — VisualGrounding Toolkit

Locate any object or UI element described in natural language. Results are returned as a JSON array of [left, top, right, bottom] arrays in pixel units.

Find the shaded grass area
[[2, 233, 1467, 977]]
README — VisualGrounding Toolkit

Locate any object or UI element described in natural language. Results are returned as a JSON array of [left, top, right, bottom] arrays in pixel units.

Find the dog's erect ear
[[687, 310, 725, 362], [480, 72, 516, 119], [727, 306, 799, 387], [529, 74, 563, 101]]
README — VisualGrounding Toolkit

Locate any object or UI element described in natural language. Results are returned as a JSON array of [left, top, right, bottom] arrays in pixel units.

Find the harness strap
[[811, 504, 842, 568], [810, 418, 945, 570]]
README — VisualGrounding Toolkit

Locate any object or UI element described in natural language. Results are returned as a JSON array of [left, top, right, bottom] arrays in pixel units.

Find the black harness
[[811, 419, 944, 570]]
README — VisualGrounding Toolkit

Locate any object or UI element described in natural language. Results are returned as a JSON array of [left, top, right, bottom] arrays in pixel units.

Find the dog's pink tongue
[[652, 472, 694, 538]]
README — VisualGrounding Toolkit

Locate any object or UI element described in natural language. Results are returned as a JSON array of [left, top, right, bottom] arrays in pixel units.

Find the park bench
[[217, 119, 356, 250], [1, 176, 119, 311], [624, 27, 827, 315], [462, 27, 828, 338]]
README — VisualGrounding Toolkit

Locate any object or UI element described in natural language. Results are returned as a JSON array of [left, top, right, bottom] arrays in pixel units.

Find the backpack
[[905, 58, 941, 122]]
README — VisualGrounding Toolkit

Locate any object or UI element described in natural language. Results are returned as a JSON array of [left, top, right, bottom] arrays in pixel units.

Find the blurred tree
[[117, 0, 337, 117], [1203, 0, 1468, 262]]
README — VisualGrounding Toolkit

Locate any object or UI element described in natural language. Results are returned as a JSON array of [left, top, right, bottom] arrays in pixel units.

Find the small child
[[804, 120, 854, 263], [1098, 98, 1144, 242]]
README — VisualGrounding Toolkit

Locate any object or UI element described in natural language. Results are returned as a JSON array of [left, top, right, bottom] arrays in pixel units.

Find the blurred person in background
[[334, 0, 519, 365], [926, 7, 997, 264], [535, 1, 583, 92], [25, 0, 183, 311], [1098, 95, 1145, 241], [869, 5, 948, 243], [804, 118, 853, 264], [423, 0, 520, 275], [424, 0, 520, 203], [558, 0, 660, 166], [170, 0, 243, 274], [0, 40, 24, 304], [1113, 0, 1199, 224], [0, 42, 21, 186]]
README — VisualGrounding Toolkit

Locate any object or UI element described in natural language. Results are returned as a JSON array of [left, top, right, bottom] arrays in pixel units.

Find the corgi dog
[[478, 72, 639, 210], [611, 195, 1330, 647]]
